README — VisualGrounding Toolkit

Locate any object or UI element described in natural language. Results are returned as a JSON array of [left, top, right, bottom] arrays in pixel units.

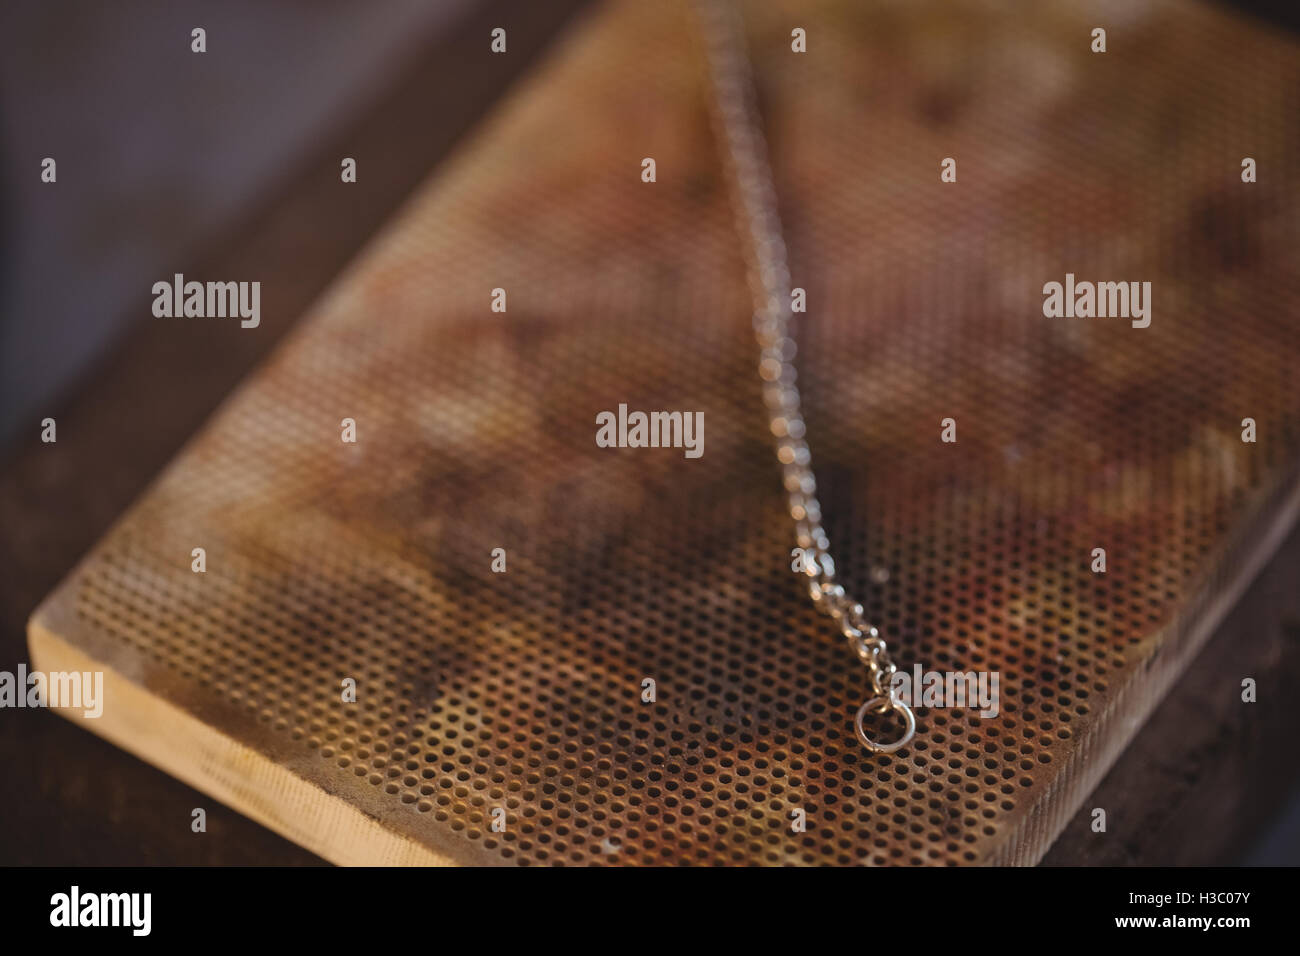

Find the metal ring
[[854, 696, 916, 754]]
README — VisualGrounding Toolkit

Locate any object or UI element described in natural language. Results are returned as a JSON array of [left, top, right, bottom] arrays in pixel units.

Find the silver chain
[[693, 0, 915, 754]]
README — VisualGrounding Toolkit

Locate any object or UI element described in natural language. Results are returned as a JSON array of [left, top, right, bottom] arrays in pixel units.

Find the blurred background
[[0, 0, 1297, 865], [0, 0, 479, 449], [2, 0, 1296, 451]]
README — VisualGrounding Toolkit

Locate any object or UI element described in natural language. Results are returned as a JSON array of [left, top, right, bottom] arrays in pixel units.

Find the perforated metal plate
[[29, 0, 1300, 865]]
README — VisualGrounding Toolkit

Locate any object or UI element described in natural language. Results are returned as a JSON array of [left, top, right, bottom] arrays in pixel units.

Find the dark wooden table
[[2, 0, 1297, 866]]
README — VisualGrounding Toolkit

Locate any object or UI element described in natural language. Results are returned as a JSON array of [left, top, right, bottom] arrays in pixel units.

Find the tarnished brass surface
[[31, 0, 1300, 864]]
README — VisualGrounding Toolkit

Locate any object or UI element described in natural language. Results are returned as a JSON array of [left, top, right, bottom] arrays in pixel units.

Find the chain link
[[693, 0, 912, 752]]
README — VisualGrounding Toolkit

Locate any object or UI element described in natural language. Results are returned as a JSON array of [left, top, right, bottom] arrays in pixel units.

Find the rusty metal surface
[[30, 0, 1300, 865]]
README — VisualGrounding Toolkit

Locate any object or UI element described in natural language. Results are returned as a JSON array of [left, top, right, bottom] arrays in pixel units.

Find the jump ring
[[854, 696, 916, 754]]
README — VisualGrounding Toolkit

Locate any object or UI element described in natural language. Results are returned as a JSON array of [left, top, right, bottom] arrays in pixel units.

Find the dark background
[[0, 0, 1297, 865]]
